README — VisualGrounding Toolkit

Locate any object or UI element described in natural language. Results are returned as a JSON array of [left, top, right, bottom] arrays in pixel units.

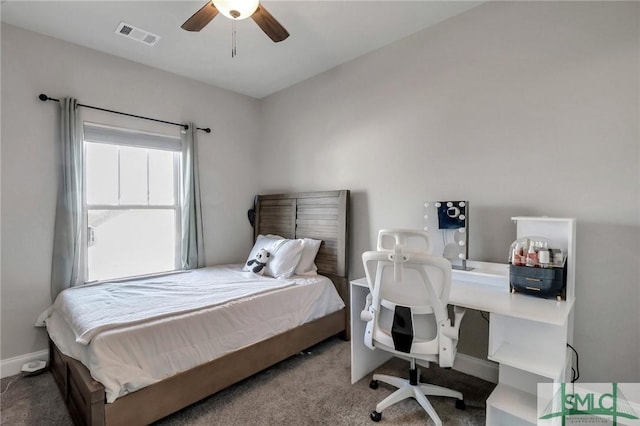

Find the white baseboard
[[453, 353, 499, 384], [1, 349, 49, 378]]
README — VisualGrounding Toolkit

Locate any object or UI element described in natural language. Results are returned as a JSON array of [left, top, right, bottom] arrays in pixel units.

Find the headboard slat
[[256, 199, 296, 238]]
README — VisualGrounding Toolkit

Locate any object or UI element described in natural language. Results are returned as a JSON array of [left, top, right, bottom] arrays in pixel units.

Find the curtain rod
[[38, 94, 211, 134]]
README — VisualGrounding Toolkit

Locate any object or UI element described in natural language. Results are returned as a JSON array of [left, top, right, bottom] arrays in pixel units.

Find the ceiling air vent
[[115, 22, 160, 46]]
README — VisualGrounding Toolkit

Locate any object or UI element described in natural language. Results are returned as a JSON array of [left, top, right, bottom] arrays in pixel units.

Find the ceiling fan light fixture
[[212, 0, 259, 20]]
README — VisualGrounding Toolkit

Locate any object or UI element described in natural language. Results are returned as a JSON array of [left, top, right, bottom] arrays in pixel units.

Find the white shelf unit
[[486, 217, 576, 425]]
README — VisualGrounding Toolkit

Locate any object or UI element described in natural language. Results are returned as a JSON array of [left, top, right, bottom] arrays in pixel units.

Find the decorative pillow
[[266, 238, 305, 279], [243, 235, 305, 279], [242, 235, 284, 273], [294, 238, 322, 276]]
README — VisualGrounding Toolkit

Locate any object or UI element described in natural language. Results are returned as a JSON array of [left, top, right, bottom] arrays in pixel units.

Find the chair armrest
[[453, 305, 466, 330], [360, 293, 374, 321], [438, 306, 467, 367], [441, 306, 466, 340]]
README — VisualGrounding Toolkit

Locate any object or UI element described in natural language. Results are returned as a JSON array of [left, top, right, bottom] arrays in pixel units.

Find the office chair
[[361, 231, 466, 424]]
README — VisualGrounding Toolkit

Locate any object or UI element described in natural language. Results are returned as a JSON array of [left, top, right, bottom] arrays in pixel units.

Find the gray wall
[[1, 1, 638, 383], [259, 1, 640, 381], [1, 24, 261, 361]]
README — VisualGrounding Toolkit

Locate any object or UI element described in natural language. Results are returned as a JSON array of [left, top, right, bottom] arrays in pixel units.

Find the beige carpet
[[1, 337, 494, 425]]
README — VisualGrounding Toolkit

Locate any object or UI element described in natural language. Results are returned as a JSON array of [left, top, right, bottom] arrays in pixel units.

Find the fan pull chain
[[231, 21, 237, 58]]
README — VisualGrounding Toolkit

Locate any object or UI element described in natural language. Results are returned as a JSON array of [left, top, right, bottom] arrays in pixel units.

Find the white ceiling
[[1, 1, 482, 99]]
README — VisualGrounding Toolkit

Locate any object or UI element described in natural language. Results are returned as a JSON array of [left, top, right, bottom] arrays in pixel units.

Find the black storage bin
[[510, 263, 567, 300]]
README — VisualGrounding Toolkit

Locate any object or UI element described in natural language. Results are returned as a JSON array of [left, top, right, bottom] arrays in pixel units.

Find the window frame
[[83, 122, 183, 282]]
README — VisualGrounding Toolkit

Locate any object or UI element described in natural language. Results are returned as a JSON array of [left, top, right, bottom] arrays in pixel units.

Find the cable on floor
[[0, 375, 20, 394]]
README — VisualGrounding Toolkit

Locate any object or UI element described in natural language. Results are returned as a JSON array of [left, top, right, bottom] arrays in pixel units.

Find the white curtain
[[50, 98, 85, 301], [181, 123, 205, 269]]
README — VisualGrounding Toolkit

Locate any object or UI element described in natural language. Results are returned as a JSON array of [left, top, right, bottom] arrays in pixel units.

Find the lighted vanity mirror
[[423, 200, 471, 270]]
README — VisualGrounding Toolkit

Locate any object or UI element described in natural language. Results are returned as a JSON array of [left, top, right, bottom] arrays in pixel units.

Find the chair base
[[369, 371, 464, 425]]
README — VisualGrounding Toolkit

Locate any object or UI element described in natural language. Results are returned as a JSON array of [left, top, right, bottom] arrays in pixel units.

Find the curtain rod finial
[[38, 94, 48, 101], [202, 128, 211, 134]]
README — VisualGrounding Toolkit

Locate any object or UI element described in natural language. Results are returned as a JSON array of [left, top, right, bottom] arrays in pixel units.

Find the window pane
[[120, 146, 148, 205], [88, 209, 176, 281], [86, 143, 118, 205], [149, 150, 175, 205]]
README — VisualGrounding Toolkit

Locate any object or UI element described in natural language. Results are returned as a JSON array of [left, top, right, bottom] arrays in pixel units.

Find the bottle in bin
[[511, 242, 525, 266], [538, 242, 551, 268], [525, 242, 538, 267]]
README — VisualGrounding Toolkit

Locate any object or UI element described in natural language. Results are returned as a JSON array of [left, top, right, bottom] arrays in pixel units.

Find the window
[[84, 123, 181, 281]]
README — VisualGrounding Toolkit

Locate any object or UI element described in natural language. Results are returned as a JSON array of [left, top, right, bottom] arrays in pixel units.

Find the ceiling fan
[[181, 0, 289, 43]]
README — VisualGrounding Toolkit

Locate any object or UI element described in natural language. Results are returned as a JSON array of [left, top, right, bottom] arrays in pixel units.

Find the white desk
[[350, 260, 575, 425]]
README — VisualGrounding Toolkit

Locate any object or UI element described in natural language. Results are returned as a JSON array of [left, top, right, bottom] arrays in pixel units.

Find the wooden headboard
[[253, 190, 350, 305]]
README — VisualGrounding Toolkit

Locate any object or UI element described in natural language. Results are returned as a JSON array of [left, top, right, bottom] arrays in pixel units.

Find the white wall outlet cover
[[21, 360, 47, 373]]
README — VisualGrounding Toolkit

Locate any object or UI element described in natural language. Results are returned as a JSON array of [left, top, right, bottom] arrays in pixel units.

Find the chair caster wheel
[[370, 411, 382, 422], [369, 380, 379, 389], [456, 399, 466, 410]]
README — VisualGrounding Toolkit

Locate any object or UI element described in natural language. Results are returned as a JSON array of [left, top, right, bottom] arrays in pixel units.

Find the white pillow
[[266, 238, 305, 278], [242, 235, 284, 272], [243, 235, 305, 279], [295, 238, 322, 276]]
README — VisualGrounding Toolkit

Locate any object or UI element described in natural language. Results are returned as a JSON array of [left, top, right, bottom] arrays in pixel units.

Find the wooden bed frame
[[48, 190, 350, 426]]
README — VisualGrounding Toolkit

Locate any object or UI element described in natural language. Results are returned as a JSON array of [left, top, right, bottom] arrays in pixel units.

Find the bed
[[45, 190, 350, 426]]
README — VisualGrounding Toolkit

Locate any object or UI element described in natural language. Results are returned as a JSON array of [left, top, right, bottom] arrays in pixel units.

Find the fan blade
[[251, 5, 289, 42], [181, 2, 219, 32]]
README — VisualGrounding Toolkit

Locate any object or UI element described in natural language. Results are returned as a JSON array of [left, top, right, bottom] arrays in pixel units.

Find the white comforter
[[54, 267, 295, 344], [42, 265, 345, 402]]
